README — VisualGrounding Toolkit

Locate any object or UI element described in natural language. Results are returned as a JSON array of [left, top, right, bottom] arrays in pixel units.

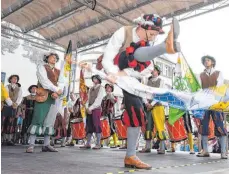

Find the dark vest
[[88, 85, 101, 107], [7, 84, 20, 103], [43, 64, 60, 86], [113, 26, 151, 72], [200, 71, 220, 89], [147, 78, 161, 88], [101, 94, 116, 116]]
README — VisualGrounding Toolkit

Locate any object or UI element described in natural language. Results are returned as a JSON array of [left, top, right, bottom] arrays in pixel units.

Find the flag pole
[[72, 43, 78, 93]]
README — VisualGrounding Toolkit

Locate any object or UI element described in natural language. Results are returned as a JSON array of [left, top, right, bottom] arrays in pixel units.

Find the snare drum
[[166, 117, 188, 142], [71, 118, 86, 140], [100, 117, 110, 140], [113, 116, 127, 140], [194, 117, 215, 140]]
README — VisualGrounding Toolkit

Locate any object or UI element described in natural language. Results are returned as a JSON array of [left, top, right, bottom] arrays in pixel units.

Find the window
[[165, 65, 173, 78]]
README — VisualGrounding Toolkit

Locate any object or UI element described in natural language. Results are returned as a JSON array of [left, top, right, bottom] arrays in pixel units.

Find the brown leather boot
[[165, 18, 180, 54], [124, 156, 152, 170]]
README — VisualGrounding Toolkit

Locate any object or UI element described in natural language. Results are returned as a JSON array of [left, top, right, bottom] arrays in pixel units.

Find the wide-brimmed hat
[[43, 53, 59, 63], [8, 74, 19, 83], [91, 75, 102, 84], [201, 55, 216, 67], [105, 83, 114, 92], [28, 85, 38, 93], [133, 14, 164, 34]]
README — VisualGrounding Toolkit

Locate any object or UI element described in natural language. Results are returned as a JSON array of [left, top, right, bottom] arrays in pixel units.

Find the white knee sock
[[126, 127, 140, 157], [29, 135, 37, 146], [44, 136, 50, 146]]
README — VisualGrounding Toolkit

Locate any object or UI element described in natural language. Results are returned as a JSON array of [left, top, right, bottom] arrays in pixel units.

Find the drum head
[[70, 118, 83, 123], [113, 115, 122, 120]]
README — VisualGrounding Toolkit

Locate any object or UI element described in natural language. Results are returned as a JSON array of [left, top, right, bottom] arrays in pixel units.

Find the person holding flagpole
[[26, 53, 62, 153]]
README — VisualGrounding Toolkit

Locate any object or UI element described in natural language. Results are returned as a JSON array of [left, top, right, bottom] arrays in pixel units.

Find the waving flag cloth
[[169, 55, 201, 125], [79, 69, 88, 118], [78, 62, 229, 113]]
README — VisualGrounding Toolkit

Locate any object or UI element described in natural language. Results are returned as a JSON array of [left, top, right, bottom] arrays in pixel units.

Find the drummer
[[80, 75, 105, 149], [140, 65, 167, 154], [101, 84, 118, 148]]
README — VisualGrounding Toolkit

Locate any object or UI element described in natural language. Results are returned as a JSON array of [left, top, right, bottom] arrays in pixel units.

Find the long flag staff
[[180, 51, 203, 152], [71, 43, 78, 94], [65, 41, 73, 102]]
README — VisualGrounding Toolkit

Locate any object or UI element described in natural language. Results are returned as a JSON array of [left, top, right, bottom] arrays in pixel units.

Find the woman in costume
[[21, 85, 37, 145], [2, 74, 23, 146], [101, 83, 118, 148], [82, 14, 180, 169], [196, 55, 227, 159], [26, 53, 62, 153], [80, 75, 105, 149]]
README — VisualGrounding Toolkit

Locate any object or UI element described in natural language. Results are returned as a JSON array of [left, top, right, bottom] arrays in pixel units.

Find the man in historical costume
[[196, 55, 227, 159], [26, 53, 63, 153], [80, 75, 105, 149], [21, 85, 37, 145], [139, 65, 167, 154], [101, 83, 118, 148], [99, 14, 180, 169], [2, 74, 23, 146]]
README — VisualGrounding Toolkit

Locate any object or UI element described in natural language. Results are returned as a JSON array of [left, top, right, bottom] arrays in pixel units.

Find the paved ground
[[1, 145, 229, 174]]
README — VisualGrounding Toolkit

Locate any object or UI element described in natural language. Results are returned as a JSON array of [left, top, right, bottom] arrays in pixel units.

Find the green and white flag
[[169, 55, 201, 125]]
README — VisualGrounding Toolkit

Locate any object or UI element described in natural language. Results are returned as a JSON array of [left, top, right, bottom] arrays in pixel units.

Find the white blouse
[[36, 64, 61, 93]]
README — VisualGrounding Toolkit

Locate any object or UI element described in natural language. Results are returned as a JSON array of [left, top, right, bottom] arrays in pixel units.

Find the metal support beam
[[77, 0, 228, 50], [1, 0, 34, 20], [1, 25, 65, 49], [24, 3, 84, 32], [1, 30, 65, 53], [51, 0, 155, 41]]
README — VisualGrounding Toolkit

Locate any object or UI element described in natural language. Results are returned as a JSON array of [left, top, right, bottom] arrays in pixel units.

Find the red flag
[[79, 69, 88, 105]]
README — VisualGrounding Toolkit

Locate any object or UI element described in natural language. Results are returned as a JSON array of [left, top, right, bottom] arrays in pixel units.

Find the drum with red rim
[[100, 117, 110, 140], [193, 117, 215, 140], [166, 117, 188, 142], [113, 116, 127, 140], [71, 118, 86, 140]]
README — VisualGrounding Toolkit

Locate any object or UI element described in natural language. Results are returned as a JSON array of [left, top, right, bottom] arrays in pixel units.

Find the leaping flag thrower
[[43, 40, 73, 129]]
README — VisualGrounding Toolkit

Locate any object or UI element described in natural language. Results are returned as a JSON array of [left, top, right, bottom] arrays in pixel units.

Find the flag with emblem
[[79, 69, 88, 118], [169, 55, 201, 125]]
